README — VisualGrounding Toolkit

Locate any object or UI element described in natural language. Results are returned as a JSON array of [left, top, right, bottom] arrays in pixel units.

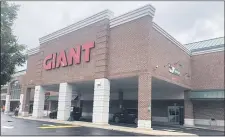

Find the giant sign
[[43, 42, 95, 70], [169, 66, 180, 76]]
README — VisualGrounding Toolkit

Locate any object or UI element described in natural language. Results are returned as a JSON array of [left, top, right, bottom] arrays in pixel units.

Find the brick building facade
[[2, 4, 224, 129]]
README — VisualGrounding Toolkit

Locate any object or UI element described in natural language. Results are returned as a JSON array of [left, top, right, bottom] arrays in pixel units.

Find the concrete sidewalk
[[14, 116, 197, 136], [152, 121, 224, 132]]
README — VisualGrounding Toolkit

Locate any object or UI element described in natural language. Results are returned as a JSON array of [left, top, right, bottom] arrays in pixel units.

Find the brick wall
[[150, 28, 191, 88], [108, 16, 152, 79], [193, 100, 224, 120], [191, 51, 224, 90]]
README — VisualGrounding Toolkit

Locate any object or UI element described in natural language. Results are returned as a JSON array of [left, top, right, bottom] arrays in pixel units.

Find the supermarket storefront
[[6, 4, 223, 129]]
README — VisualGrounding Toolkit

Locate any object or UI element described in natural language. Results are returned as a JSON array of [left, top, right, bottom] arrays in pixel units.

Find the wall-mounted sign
[[43, 42, 95, 70], [169, 66, 180, 76]]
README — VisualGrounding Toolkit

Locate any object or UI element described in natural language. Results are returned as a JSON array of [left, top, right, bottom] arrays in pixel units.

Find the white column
[[5, 95, 11, 113], [48, 101, 51, 111], [19, 94, 24, 114], [57, 83, 72, 121], [92, 78, 110, 125], [32, 86, 45, 118], [184, 119, 194, 126]]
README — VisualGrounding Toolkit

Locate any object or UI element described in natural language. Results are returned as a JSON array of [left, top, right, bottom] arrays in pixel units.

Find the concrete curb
[[183, 125, 224, 132], [15, 116, 197, 136]]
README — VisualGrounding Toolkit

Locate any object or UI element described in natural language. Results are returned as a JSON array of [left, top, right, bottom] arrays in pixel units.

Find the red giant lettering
[[52, 53, 57, 69], [82, 42, 95, 62], [68, 45, 81, 65], [43, 41, 95, 70], [56, 50, 68, 68], [43, 54, 53, 70]]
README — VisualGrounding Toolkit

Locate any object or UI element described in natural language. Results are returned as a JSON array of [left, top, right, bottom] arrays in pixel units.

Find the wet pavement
[[1, 113, 148, 136], [110, 122, 225, 136], [1, 113, 224, 136], [80, 118, 224, 135]]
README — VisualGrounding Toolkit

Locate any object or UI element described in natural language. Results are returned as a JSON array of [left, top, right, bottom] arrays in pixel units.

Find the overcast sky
[[11, 1, 224, 71]]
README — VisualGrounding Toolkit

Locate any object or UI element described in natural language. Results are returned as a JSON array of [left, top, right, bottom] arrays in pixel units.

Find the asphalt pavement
[[110, 122, 224, 136], [1, 113, 224, 136], [1, 113, 148, 136], [79, 118, 225, 136]]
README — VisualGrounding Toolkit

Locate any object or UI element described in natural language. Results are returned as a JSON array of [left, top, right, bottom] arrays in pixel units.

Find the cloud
[[12, 1, 223, 46]]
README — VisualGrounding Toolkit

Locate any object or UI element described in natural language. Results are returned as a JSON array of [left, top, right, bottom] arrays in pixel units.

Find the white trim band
[[39, 10, 114, 44], [194, 119, 224, 127], [110, 4, 155, 28], [191, 47, 224, 56], [152, 116, 168, 122], [27, 47, 40, 56], [12, 70, 26, 77], [184, 118, 194, 126]]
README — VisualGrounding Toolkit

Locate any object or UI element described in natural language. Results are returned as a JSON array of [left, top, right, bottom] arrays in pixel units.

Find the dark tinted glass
[[127, 109, 137, 113]]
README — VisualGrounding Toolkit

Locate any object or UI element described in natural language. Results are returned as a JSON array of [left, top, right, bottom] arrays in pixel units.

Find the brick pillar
[[94, 19, 110, 79], [138, 72, 152, 129], [92, 17, 111, 125], [32, 85, 45, 118], [57, 83, 72, 121], [184, 90, 194, 126]]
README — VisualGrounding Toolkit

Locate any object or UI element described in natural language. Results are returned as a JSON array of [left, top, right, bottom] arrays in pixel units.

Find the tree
[[1, 1, 26, 86]]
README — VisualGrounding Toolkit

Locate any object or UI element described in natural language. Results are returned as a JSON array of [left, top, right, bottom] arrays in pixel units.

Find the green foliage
[[1, 1, 26, 86]]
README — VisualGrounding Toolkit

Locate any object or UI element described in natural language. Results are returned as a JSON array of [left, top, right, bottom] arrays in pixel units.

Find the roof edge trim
[[27, 47, 40, 56], [152, 22, 191, 55], [39, 10, 114, 44], [110, 4, 155, 28], [191, 47, 224, 56]]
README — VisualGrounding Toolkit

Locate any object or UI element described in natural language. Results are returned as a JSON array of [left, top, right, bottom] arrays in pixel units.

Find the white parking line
[[42, 124, 55, 126], [2, 126, 14, 129]]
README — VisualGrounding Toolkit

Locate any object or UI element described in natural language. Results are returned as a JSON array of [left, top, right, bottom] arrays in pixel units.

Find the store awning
[[189, 89, 224, 99]]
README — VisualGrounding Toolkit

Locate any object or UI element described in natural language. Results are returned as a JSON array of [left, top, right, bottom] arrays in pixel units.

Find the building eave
[[110, 4, 155, 28], [39, 10, 114, 45], [191, 47, 224, 56]]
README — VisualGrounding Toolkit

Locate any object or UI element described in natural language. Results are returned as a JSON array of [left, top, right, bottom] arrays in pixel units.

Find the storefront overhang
[[45, 96, 58, 101], [189, 89, 224, 99]]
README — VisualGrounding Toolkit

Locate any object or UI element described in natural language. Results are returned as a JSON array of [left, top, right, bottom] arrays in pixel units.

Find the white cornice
[[110, 4, 155, 28], [12, 70, 26, 77], [27, 47, 40, 56], [39, 10, 114, 45], [152, 22, 191, 55], [191, 47, 224, 56]]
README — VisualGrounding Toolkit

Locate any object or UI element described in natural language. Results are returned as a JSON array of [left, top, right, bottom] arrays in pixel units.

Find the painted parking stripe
[[38, 125, 79, 129], [42, 124, 55, 126], [2, 126, 14, 129]]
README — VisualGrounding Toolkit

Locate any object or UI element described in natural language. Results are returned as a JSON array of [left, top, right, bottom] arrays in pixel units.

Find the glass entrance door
[[168, 106, 180, 124]]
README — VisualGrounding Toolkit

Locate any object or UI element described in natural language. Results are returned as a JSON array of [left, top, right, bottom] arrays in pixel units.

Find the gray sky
[[11, 1, 224, 71]]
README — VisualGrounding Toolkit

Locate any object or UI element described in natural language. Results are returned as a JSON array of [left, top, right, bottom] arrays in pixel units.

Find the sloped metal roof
[[184, 37, 224, 53]]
